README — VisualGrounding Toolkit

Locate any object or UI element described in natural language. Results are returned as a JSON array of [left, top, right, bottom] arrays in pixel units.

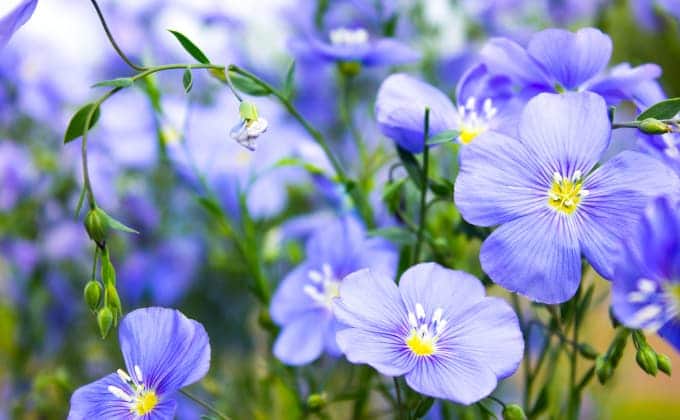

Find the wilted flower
[[611, 196, 680, 352], [375, 64, 519, 153], [334, 262, 523, 404], [0, 0, 37, 49], [230, 117, 268, 151], [455, 92, 680, 303], [270, 215, 396, 365], [480, 27, 661, 106], [68, 307, 210, 419]]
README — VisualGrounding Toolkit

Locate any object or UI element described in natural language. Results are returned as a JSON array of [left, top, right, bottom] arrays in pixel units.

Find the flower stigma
[[107, 365, 159, 416], [547, 170, 589, 214], [456, 97, 497, 144], [329, 27, 369, 46], [405, 304, 447, 357], [304, 263, 341, 310]]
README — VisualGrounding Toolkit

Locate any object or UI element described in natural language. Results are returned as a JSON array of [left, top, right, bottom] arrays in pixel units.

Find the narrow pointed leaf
[[183, 68, 193, 93], [396, 146, 424, 190], [283, 60, 296, 99], [100, 209, 139, 234], [168, 29, 210, 64], [427, 129, 459, 146], [92, 78, 134, 88], [64, 103, 101, 144], [637, 97, 680, 120]]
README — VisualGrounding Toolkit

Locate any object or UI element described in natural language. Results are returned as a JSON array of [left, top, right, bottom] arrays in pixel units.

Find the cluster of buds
[[230, 101, 268, 151]]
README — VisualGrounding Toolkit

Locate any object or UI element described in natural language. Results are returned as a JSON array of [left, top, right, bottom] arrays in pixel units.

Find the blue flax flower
[[68, 307, 210, 419], [333, 262, 523, 404], [611, 196, 680, 352], [270, 216, 396, 365], [0, 0, 37, 49], [455, 92, 680, 303], [376, 64, 519, 153], [479, 27, 661, 106]]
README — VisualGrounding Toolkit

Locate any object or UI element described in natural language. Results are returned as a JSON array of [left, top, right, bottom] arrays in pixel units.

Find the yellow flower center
[[459, 127, 484, 144], [667, 283, 680, 312], [134, 390, 158, 415], [406, 332, 436, 356], [547, 171, 588, 215]]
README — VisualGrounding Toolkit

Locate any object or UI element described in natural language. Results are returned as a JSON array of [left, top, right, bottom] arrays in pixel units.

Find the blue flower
[[455, 92, 680, 303], [611, 196, 680, 352], [0, 0, 37, 49], [479, 27, 661, 106], [68, 307, 210, 419], [270, 216, 397, 365], [333, 262, 523, 404], [375, 64, 519, 153], [631, 0, 680, 31], [290, 26, 420, 69]]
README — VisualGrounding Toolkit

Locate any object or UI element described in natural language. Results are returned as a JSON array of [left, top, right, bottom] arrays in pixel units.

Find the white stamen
[[308, 270, 323, 283], [117, 369, 132, 384], [631, 304, 663, 327], [134, 365, 143, 383], [415, 303, 426, 319], [408, 312, 418, 328], [329, 27, 369, 46], [553, 172, 563, 183], [627, 291, 648, 303], [638, 279, 657, 293], [432, 308, 443, 324], [108, 385, 133, 402], [579, 189, 590, 197], [572, 170, 582, 181]]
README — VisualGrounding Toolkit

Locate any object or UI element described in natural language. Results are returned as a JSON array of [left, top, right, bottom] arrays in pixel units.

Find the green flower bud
[[595, 355, 612, 384], [83, 280, 102, 312], [84, 207, 108, 245], [502, 404, 527, 420], [239, 101, 259, 122], [338, 61, 362, 77], [578, 343, 598, 360], [306, 392, 327, 410], [636, 346, 658, 376], [657, 353, 672, 376], [639, 118, 672, 135], [97, 307, 114, 339], [106, 283, 122, 316]]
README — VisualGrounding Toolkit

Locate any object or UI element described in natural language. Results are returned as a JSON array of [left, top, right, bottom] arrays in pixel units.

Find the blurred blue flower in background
[[611, 196, 680, 352], [270, 215, 396, 365], [0, 0, 37, 49], [334, 262, 523, 404], [455, 92, 680, 303]]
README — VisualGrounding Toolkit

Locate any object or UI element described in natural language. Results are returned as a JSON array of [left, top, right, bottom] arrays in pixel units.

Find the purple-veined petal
[[479, 37, 549, 87], [437, 297, 523, 379], [404, 355, 497, 405], [480, 210, 582, 304], [273, 310, 329, 365], [527, 28, 612, 89], [398, 263, 486, 321], [334, 268, 406, 329], [518, 92, 610, 178], [455, 63, 514, 110], [363, 38, 421, 67], [587, 63, 662, 106], [68, 374, 136, 420], [270, 263, 318, 325], [119, 308, 210, 396], [336, 326, 416, 376], [578, 151, 680, 279], [455, 131, 547, 226], [376, 73, 458, 153], [0, 0, 38, 49]]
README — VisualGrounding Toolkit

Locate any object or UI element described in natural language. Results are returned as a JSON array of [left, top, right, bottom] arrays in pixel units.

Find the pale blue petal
[[0, 0, 37, 49], [119, 308, 210, 395], [480, 210, 582, 304], [336, 327, 415, 376], [455, 131, 547, 227], [363, 39, 421, 67], [518, 92, 610, 178], [270, 263, 318, 325], [273, 311, 328, 365], [479, 37, 549, 87], [68, 374, 135, 420], [659, 321, 680, 353], [527, 28, 612, 89]]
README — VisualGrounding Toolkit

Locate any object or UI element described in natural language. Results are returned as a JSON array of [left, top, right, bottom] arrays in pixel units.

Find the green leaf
[[168, 29, 210, 64], [396, 146, 424, 190], [64, 103, 101, 144], [182, 68, 193, 93], [283, 60, 296, 99], [99, 209, 139, 234], [413, 396, 435, 418], [74, 186, 86, 218], [382, 178, 406, 203], [637, 97, 680, 120], [228, 71, 270, 96], [367, 227, 415, 245], [429, 178, 453, 198], [427, 130, 459, 146], [92, 77, 134, 88]]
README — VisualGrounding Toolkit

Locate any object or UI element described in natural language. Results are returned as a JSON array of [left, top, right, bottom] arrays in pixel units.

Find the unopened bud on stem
[[639, 118, 671, 135]]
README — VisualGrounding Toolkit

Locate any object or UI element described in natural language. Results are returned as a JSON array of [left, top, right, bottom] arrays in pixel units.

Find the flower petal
[[68, 374, 136, 420], [404, 356, 497, 405], [578, 152, 680, 279], [519, 92, 610, 178], [270, 263, 317, 325], [336, 327, 416, 376], [527, 28, 612, 89], [479, 37, 549, 87], [0, 0, 38, 49], [147, 399, 178, 420], [480, 210, 582, 304], [273, 311, 329, 365], [119, 308, 210, 395], [363, 39, 421, 67], [398, 263, 486, 320], [455, 131, 547, 226], [438, 298, 523, 379], [376, 73, 458, 153], [659, 320, 680, 353], [587, 63, 662, 106]]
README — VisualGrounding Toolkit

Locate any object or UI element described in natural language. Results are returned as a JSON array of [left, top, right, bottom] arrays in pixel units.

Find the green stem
[[413, 108, 430, 264], [512, 294, 531, 412], [567, 286, 582, 420], [393, 378, 405, 420], [340, 74, 368, 161], [180, 389, 230, 420], [612, 117, 680, 129]]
